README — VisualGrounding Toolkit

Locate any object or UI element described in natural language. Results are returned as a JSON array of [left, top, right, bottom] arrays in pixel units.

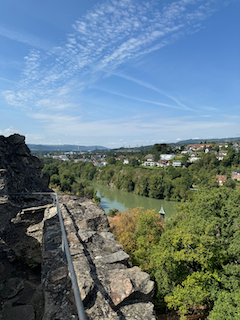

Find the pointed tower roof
[[159, 206, 165, 215]]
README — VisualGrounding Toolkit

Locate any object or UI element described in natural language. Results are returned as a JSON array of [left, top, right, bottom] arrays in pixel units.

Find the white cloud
[[94, 87, 185, 110], [28, 111, 238, 145], [0, 77, 17, 83], [0, 25, 51, 50], [3, 0, 229, 112], [25, 133, 45, 143], [0, 126, 19, 136], [108, 72, 194, 111]]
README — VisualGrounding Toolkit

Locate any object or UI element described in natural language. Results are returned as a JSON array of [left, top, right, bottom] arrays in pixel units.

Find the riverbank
[[94, 182, 176, 218]]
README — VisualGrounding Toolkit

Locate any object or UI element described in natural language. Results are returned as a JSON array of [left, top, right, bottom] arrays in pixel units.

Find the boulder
[[109, 266, 155, 306]]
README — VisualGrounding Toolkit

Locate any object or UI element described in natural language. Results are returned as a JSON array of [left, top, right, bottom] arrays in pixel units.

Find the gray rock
[[95, 251, 129, 264], [0, 278, 24, 298], [50, 266, 68, 283], [109, 266, 155, 306], [0, 305, 35, 320], [78, 227, 96, 242], [78, 275, 95, 305], [119, 302, 156, 320]]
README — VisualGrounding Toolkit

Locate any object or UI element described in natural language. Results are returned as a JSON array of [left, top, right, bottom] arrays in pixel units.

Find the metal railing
[[8, 192, 87, 320]]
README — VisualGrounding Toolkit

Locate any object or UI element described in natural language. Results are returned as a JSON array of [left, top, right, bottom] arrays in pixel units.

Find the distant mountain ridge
[[171, 137, 240, 146], [27, 137, 240, 152], [27, 144, 108, 151]]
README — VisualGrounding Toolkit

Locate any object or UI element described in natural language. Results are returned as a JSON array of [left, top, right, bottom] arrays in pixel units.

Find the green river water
[[94, 183, 177, 219]]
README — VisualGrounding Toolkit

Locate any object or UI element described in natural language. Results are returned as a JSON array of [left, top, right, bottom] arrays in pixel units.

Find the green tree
[[42, 163, 59, 176], [150, 186, 240, 315], [129, 158, 139, 167], [107, 157, 116, 165], [107, 208, 119, 217], [50, 174, 60, 186]]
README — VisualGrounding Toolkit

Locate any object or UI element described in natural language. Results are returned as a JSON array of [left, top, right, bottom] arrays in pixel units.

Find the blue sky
[[0, 0, 239, 148]]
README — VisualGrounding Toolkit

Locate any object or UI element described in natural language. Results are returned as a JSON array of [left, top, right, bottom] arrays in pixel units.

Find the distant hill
[[27, 144, 108, 152], [110, 137, 240, 152], [171, 137, 240, 146], [27, 137, 240, 153]]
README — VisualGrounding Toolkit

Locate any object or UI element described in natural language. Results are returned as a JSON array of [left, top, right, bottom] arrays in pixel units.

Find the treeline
[[42, 159, 100, 203], [95, 164, 193, 201], [111, 187, 240, 319], [42, 146, 240, 202], [95, 149, 240, 201]]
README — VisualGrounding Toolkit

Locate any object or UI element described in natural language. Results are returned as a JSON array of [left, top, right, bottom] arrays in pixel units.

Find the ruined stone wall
[[0, 134, 52, 320], [0, 134, 157, 320], [0, 134, 51, 231], [42, 195, 156, 320]]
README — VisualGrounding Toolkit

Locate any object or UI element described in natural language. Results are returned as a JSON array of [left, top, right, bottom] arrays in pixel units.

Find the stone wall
[[0, 134, 52, 320], [42, 195, 156, 320], [0, 134, 157, 320]]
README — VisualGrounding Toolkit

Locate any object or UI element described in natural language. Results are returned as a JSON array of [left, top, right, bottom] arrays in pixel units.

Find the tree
[[133, 209, 163, 270], [165, 271, 215, 319], [42, 163, 59, 176], [112, 207, 141, 254], [107, 157, 116, 165], [150, 186, 240, 315], [224, 178, 236, 189], [50, 174, 60, 186], [112, 207, 163, 269], [107, 208, 119, 217], [129, 158, 139, 167], [154, 153, 160, 162], [181, 153, 190, 167]]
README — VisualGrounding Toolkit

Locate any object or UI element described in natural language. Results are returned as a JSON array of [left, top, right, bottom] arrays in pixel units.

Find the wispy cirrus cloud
[[0, 76, 17, 83], [94, 87, 189, 111], [109, 72, 194, 111], [3, 0, 230, 112], [0, 25, 51, 50]]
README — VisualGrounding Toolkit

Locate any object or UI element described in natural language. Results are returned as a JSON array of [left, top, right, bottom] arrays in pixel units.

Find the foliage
[[149, 143, 172, 155], [111, 207, 163, 270], [149, 187, 240, 315], [44, 145, 240, 204], [129, 158, 139, 167], [107, 156, 116, 165], [111, 207, 141, 255], [165, 271, 216, 319], [92, 191, 101, 205], [95, 164, 193, 201], [42, 158, 98, 201], [42, 149, 240, 317], [107, 208, 119, 217]]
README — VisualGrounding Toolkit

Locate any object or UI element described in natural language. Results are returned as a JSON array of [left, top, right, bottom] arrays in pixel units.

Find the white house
[[59, 155, 69, 161], [142, 161, 156, 167], [188, 153, 200, 163], [217, 150, 228, 161], [157, 160, 170, 167], [144, 154, 154, 161], [160, 154, 175, 161], [172, 160, 182, 167]]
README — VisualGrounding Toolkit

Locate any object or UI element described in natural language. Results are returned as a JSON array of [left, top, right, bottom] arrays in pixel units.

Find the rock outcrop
[[42, 195, 156, 320], [0, 134, 52, 320], [0, 134, 157, 320]]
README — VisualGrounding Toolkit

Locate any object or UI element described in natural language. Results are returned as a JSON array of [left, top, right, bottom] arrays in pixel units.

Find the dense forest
[[111, 187, 240, 319]]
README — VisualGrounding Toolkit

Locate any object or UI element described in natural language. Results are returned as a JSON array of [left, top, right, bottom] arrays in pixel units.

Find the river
[[94, 183, 177, 219]]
